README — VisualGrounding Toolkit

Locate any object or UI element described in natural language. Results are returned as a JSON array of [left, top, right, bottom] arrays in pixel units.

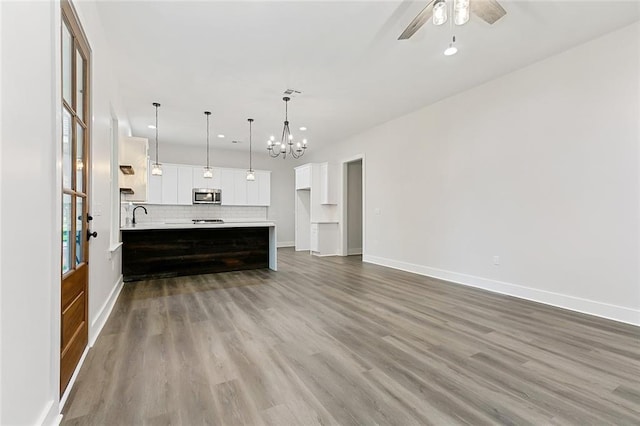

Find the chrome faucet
[[132, 205, 147, 225]]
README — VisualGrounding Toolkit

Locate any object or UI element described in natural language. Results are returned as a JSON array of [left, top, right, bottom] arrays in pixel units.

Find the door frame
[[60, 0, 92, 399], [340, 154, 365, 257]]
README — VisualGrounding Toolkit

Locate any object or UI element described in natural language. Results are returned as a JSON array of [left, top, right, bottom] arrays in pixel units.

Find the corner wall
[[309, 22, 640, 325]]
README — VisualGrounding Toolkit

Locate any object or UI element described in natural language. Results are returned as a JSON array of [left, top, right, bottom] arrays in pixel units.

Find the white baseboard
[[58, 346, 89, 411], [347, 248, 362, 255], [363, 254, 640, 326], [90, 274, 123, 346], [277, 241, 295, 248], [312, 251, 339, 257], [36, 399, 62, 426]]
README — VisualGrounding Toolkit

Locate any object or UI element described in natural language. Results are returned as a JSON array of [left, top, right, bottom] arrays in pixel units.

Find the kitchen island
[[120, 221, 276, 281]]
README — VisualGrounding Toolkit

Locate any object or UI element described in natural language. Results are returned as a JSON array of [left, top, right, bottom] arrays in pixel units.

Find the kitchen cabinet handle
[[87, 230, 98, 241]]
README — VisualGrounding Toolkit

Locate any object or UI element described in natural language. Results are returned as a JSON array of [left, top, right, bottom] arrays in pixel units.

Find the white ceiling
[[96, 1, 639, 151]]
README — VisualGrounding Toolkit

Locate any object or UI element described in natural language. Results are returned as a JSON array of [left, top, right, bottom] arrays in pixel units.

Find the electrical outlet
[[493, 256, 500, 266]]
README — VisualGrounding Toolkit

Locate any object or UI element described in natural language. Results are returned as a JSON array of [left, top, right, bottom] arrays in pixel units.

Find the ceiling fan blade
[[471, 0, 507, 25], [398, 0, 436, 40]]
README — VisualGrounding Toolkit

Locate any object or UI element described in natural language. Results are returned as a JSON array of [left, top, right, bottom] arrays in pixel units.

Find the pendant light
[[203, 111, 213, 178], [246, 118, 255, 181], [150, 102, 162, 176], [267, 97, 308, 159]]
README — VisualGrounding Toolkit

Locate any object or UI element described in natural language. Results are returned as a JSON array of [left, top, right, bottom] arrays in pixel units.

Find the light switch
[[94, 203, 103, 216], [493, 256, 500, 266]]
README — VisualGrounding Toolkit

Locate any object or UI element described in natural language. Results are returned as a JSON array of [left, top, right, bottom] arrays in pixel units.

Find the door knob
[[87, 230, 98, 241], [87, 214, 94, 221]]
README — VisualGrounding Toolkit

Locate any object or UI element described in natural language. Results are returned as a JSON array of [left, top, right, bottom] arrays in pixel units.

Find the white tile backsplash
[[121, 203, 267, 226]]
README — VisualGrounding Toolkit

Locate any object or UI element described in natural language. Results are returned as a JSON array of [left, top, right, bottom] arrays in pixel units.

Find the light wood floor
[[62, 248, 640, 425]]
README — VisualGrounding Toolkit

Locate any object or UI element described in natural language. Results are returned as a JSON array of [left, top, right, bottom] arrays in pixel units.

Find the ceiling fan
[[398, 0, 506, 40]]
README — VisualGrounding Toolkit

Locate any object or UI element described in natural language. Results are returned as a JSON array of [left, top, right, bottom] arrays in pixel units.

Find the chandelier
[[267, 96, 307, 159]]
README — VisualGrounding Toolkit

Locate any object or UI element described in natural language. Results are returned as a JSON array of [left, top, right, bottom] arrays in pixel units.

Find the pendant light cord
[[206, 113, 210, 169], [155, 104, 159, 164], [249, 119, 253, 171]]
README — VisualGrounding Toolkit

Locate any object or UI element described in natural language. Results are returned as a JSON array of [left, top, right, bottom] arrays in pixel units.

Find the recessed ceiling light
[[217, 134, 225, 138], [299, 126, 307, 131], [148, 124, 156, 129], [444, 45, 458, 56]]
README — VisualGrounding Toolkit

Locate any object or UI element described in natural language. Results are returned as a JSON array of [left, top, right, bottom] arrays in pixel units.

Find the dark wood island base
[[122, 227, 270, 281]]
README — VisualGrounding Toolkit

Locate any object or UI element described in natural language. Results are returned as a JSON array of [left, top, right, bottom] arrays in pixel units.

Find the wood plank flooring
[[62, 248, 640, 425]]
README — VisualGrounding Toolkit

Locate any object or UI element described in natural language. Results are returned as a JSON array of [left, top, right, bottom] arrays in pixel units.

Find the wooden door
[[61, 0, 92, 394]]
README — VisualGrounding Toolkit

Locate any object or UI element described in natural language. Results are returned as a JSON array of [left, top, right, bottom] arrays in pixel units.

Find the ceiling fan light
[[454, 0, 470, 25], [433, 0, 448, 26]]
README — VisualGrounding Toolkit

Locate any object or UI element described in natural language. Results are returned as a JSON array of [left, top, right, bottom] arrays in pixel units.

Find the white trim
[[58, 346, 89, 411], [89, 274, 123, 346], [340, 154, 365, 257], [277, 241, 294, 248], [36, 399, 61, 426], [363, 254, 640, 326], [347, 248, 363, 255], [108, 242, 123, 253], [312, 251, 338, 257]]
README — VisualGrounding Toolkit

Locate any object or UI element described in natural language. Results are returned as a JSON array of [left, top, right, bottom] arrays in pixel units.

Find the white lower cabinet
[[310, 223, 339, 256]]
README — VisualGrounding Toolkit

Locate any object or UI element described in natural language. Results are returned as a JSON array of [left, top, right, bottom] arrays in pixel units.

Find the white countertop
[[121, 220, 276, 231]]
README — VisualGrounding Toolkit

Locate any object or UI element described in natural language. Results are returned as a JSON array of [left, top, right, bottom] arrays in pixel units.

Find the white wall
[[1, 2, 60, 424], [73, 0, 132, 348], [309, 23, 640, 325], [347, 160, 363, 254], [148, 142, 300, 245], [0, 1, 131, 424]]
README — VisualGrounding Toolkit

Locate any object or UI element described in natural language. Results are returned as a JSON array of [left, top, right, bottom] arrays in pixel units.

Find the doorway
[[60, 0, 92, 395], [343, 158, 363, 256]]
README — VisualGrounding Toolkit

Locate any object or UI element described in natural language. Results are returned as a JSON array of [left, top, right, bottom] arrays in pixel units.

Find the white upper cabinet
[[246, 170, 271, 206], [147, 163, 270, 206], [160, 164, 178, 205], [192, 166, 221, 190], [220, 168, 236, 206], [147, 159, 162, 204], [234, 169, 248, 206], [177, 166, 193, 205], [295, 164, 312, 189], [320, 162, 337, 205]]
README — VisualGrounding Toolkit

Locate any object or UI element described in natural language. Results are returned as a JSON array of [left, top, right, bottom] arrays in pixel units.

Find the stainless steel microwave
[[192, 188, 221, 204]]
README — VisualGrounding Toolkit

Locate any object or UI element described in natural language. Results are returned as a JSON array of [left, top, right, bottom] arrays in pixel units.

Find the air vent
[[120, 188, 134, 195], [283, 89, 302, 96], [231, 140, 242, 144]]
